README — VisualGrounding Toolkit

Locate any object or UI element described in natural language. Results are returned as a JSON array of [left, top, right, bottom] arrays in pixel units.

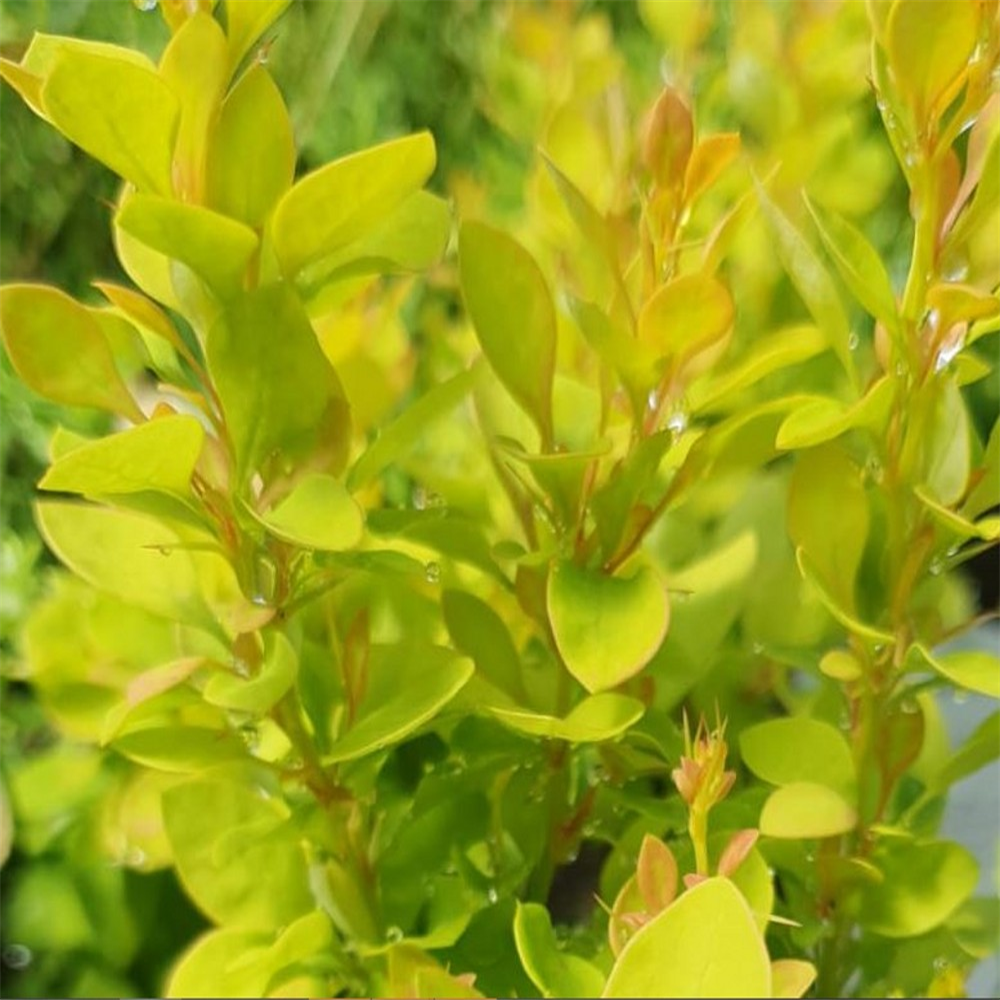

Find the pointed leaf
[[636, 835, 678, 914], [771, 960, 817, 999], [223, 0, 293, 72], [113, 725, 246, 772], [40, 49, 178, 194], [272, 132, 436, 276], [459, 221, 557, 446], [39, 416, 204, 499], [206, 65, 295, 226], [908, 644, 1000, 699], [0, 285, 143, 420], [805, 194, 897, 332], [756, 181, 853, 379], [547, 562, 668, 693], [488, 694, 644, 743], [325, 646, 473, 763], [603, 878, 771, 998]]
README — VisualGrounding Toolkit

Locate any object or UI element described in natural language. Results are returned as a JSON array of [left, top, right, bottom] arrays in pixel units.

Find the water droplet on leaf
[[847, 332, 860, 351], [386, 926, 404, 943], [666, 410, 688, 436], [424, 561, 441, 584], [487, 886, 499, 904], [2, 944, 32, 970]]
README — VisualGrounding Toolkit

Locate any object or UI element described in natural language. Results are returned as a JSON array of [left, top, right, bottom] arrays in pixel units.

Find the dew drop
[[752, 641, 765, 655], [487, 886, 499, 904], [2, 944, 32, 970], [646, 388, 660, 413], [952, 689, 969, 705], [386, 925, 404, 943], [232, 657, 251, 679], [424, 561, 441, 584], [933, 956, 950, 972], [864, 455, 884, 484], [929, 558, 943, 576], [250, 593, 269, 607], [847, 332, 860, 351], [412, 486, 427, 510], [239, 723, 260, 750], [900, 698, 919, 715], [666, 410, 688, 436], [133, 0, 158, 10], [894, 360, 907, 377], [934, 338, 963, 373], [925, 308, 941, 336], [126, 845, 148, 868]]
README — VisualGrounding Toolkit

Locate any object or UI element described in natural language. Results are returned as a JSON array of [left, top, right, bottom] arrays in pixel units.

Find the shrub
[[0, 1, 998, 997]]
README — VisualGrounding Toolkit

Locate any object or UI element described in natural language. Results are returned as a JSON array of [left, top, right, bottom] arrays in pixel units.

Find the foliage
[[1, 1, 999, 998]]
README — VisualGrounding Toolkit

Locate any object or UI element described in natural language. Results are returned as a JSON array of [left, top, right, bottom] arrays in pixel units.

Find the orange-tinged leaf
[[636, 835, 678, 914], [771, 959, 817, 998], [0, 284, 143, 421], [684, 133, 741, 205]]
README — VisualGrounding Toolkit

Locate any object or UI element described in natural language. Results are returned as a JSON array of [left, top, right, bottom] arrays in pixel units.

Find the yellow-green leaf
[[203, 632, 298, 713], [40, 49, 178, 194], [223, 0, 293, 73], [206, 65, 295, 227], [547, 562, 668, 694], [515, 902, 605, 998], [603, 878, 771, 998], [771, 960, 817, 999], [117, 195, 259, 301], [908, 644, 1000, 699], [0, 284, 143, 421], [272, 132, 436, 277], [39, 415, 204, 499], [488, 694, 644, 743], [759, 782, 857, 839], [886, 0, 980, 124], [637, 272, 734, 377], [740, 718, 856, 797], [256, 474, 363, 552], [459, 221, 557, 446]]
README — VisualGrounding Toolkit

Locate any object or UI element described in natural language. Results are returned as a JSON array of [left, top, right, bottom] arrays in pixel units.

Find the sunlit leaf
[[253, 474, 363, 551], [771, 960, 817, 999], [113, 725, 246, 772], [488, 693, 644, 743], [907, 644, 1000, 699], [272, 132, 436, 276], [223, 0, 293, 73], [759, 782, 857, 839], [603, 878, 771, 998], [39, 416, 204, 499], [203, 632, 298, 713]]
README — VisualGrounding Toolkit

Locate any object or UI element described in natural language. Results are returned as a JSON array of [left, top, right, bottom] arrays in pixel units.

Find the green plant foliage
[[0, 1, 998, 998]]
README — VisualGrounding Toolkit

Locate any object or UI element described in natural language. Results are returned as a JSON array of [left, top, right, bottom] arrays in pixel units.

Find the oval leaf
[[0, 284, 143, 421], [514, 902, 605, 999], [603, 878, 771, 998], [547, 561, 669, 693], [257, 474, 363, 552], [740, 717, 856, 797], [759, 782, 857, 839]]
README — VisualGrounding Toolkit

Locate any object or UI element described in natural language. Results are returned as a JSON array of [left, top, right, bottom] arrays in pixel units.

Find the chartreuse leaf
[[204, 632, 298, 713], [459, 221, 557, 446], [93, 281, 189, 362], [907, 644, 1000, 699], [805, 194, 898, 332], [886, 0, 980, 123], [163, 777, 313, 929], [40, 49, 178, 194], [604, 878, 771, 998], [348, 365, 481, 490], [223, 0, 293, 73], [755, 180, 853, 379], [255, 474, 363, 551], [206, 65, 295, 227], [901, 378, 971, 507], [965, 418, 999, 520], [0, 285, 143, 421], [272, 132, 436, 277], [489, 693, 644, 743], [325, 646, 473, 763], [860, 840, 978, 938], [759, 782, 857, 839], [166, 927, 274, 998], [914, 486, 1000, 541], [117, 195, 258, 301], [740, 718, 856, 797], [302, 191, 452, 296], [777, 378, 893, 449], [35, 501, 209, 627], [514, 902, 604, 998], [788, 445, 868, 613], [207, 284, 346, 481], [39, 416, 203, 499], [159, 11, 228, 203], [113, 726, 246, 773], [637, 272, 734, 377], [689, 325, 827, 413], [771, 960, 817, 999], [547, 561, 669, 694]]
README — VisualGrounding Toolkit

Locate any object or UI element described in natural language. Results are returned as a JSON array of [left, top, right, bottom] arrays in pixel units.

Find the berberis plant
[[1, 0, 998, 997]]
